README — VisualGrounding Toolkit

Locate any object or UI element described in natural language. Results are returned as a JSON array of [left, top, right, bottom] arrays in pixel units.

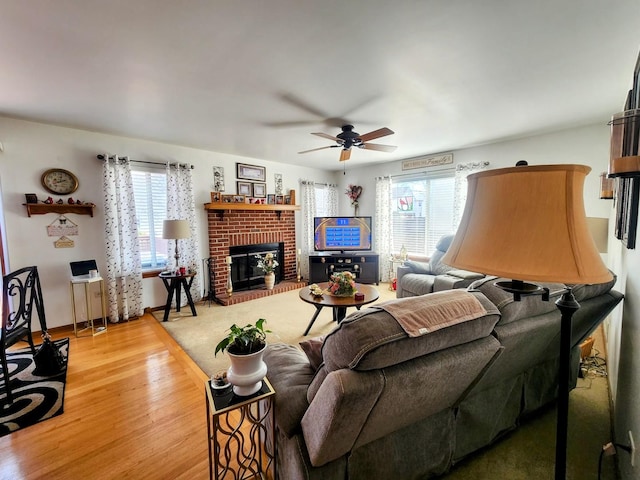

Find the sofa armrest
[[395, 264, 411, 298], [448, 270, 485, 281], [264, 343, 316, 437], [433, 271, 484, 292]]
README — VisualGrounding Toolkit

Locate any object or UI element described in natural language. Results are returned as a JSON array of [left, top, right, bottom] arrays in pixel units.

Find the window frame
[[390, 170, 457, 257], [131, 168, 169, 274]]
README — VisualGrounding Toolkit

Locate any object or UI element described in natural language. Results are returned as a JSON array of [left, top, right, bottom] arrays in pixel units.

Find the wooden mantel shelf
[[204, 202, 299, 219], [24, 203, 95, 217]]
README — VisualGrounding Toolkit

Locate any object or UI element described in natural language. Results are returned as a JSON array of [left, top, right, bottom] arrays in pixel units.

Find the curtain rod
[[96, 154, 194, 169]]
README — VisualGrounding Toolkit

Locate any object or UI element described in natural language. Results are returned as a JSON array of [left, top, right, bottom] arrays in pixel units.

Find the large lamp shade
[[162, 219, 191, 240], [442, 164, 612, 285]]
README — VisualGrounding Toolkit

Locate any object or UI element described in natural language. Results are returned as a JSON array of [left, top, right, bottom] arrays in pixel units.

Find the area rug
[[0, 338, 69, 437], [155, 284, 397, 376]]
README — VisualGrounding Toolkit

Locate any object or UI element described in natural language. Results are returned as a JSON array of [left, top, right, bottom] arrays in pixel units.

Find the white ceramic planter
[[226, 345, 268, 396]]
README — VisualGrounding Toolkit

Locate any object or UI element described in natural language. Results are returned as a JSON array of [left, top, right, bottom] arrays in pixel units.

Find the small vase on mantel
[[264, 272, 275, 290], [353, 202, 359, 216]]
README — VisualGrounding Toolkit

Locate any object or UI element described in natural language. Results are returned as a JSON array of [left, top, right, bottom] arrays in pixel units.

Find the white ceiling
[[2, 1, 639, 171]]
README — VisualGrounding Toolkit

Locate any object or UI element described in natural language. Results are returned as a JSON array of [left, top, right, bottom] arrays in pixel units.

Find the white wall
[[0, 116, 334, 328]]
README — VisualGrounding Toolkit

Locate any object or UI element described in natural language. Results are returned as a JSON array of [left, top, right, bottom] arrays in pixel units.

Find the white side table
[[70, 276, 107, 337]]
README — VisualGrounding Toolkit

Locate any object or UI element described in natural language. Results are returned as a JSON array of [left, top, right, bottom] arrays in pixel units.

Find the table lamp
[[162, 219, 191, 267], [441, 163, 612, 480]]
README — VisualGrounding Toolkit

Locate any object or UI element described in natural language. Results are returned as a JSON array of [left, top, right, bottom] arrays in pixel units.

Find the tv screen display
[[314, 216, 372, 252]]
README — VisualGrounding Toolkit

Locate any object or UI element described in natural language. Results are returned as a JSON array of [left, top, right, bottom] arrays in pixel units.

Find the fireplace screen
[[229, 242, 284, 291]]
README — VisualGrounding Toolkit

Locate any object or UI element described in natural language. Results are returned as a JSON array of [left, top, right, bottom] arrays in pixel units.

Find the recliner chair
[[396, 235, 484, 298]]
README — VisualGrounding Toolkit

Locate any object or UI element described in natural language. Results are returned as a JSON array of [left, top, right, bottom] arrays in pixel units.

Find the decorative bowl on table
[[309, 284, 325, 297]]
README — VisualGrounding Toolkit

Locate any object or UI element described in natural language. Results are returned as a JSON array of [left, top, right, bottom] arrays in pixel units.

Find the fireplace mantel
[[204, 202, 299, 219], [204, 203, 299, 212]]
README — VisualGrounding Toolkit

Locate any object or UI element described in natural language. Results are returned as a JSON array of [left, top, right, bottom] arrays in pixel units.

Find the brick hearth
[[215, 280, 307, 306], [207, 208, 299, 304]]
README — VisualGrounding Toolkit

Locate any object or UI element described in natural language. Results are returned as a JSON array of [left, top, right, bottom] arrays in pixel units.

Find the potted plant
[[255, 253, 279, 290], [215, 319, 271, 396]]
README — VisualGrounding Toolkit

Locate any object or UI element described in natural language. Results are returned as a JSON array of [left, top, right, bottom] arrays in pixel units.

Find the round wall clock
[[41, 168, 79, 195]]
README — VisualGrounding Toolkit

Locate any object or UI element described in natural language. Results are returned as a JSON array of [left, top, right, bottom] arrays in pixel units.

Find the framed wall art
[[213, 166, 225, 192], [252, 183, 266, 198], [237, 181, 252, 196], [274, 173, 283, 195], [237, 163, 265, 182]]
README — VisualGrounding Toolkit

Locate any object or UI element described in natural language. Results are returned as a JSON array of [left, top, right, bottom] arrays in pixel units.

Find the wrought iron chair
[[2, 266, 44, 404]]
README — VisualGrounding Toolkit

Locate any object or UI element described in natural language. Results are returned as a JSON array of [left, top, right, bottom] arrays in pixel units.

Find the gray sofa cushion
[[572, 271, 617, 301], [469, 275, 617, 326], [404, 260, 432, 274], [401, 273, 436, 296], [321, 291, 500, 372], [264, 343, 316, 437]]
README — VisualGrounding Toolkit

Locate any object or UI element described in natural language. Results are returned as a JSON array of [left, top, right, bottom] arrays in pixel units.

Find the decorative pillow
[[405, 260, 432, 275], [299, 335, 325, 371]]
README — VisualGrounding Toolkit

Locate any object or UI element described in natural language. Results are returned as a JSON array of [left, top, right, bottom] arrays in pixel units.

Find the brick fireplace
[[206, 208, 304, 305]]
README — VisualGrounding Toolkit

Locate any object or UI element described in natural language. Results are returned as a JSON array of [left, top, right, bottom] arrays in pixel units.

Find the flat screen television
[[313, 216, 372, 252]]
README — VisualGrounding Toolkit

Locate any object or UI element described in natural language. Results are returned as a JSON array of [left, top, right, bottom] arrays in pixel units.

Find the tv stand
[[308, 252, 379, 285]]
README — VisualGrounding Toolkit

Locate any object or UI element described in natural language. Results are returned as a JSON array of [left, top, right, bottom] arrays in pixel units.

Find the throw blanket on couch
[[378, 290, 488, 337]]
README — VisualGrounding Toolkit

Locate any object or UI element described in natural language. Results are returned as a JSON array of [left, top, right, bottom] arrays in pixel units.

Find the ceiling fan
[[298, 125, 397, 161]]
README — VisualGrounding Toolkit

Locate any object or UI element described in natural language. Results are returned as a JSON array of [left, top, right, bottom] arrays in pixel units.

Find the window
[[131, 170, 168, 270], [314, 184, 335, 217], [391, 172, 456, 256]]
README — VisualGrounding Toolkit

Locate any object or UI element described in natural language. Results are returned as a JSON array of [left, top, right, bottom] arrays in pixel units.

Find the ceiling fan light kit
[[299, 124, 396, 161]]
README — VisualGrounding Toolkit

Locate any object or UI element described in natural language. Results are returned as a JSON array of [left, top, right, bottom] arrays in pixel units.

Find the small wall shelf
[[24, 203, 95, 217]]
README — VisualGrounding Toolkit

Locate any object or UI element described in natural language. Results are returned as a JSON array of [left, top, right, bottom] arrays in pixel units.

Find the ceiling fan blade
[[360, 143, 397, 152], [298, 146, 337, 154], [358, 127, 394, 142], [312, 132, 340, 142], [339, 149, 351, 162]]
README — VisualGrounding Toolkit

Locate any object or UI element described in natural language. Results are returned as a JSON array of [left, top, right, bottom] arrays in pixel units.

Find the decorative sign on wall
[[274, 173, 283, 195], [54, 236, 75, 248], [47, 215, 79, 237], [213, 166, 225, 192], [402, 153, 453, 171]]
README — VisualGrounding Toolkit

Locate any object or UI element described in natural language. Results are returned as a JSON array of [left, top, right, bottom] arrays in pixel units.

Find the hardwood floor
[[0, 314, 211, 480]]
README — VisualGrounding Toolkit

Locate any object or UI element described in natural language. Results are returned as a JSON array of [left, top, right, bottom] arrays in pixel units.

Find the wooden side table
[[158, 272, 197, 322], [205, 377, 276, 480]]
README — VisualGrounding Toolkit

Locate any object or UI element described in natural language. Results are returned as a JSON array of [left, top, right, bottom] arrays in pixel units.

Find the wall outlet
[[629, 430, 636, 468]]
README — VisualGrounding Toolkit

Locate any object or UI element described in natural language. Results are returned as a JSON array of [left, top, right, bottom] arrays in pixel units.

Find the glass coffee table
[[299, 282, 379, 335]]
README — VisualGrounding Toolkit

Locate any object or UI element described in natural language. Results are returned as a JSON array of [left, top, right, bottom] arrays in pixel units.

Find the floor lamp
[[162, 219, 191, 269], [441, 164, 612, 480]]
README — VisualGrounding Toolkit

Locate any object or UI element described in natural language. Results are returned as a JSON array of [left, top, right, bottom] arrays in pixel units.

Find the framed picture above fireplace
[[237, 181, 252, 196], [237, 163, 266, 182]]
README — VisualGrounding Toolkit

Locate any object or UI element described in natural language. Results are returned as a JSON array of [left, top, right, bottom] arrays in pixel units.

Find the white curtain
[[375, 176, 392, 282], [166, 163, 202, 304], [454, 161, 490, 226], [102, 155, 143, 322], [300, 180, 317, 280], [325, 184, 339, 215], [299, 181, 339, 280]]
